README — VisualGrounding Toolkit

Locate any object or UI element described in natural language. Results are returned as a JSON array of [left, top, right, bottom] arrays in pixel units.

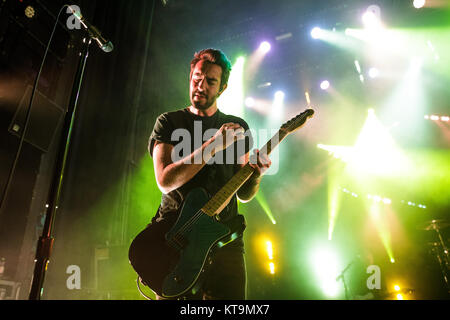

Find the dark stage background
[[0, 0, 448, 300]]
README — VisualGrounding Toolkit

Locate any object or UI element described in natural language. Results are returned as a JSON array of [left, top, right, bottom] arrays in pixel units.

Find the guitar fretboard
[[201, 130, 288, 216]]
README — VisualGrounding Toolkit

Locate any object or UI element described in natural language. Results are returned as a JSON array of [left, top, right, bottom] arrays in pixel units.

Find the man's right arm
[[152, 139, 214, 194], [152, 123, 245, 194]]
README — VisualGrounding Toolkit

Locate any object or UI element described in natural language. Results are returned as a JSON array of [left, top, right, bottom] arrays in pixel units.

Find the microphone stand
[[336, 260, 355, 300], [28, 36, 92, 300]]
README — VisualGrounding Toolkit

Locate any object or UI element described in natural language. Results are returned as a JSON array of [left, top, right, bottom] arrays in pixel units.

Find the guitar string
[[168, 209, 203, 248], [168, 127, 289, 245], [170, 163, 259, 247], [170, 165, 253, 241], [169, 182, 241, 245], [167, 122, 302, 247], [167, 114, 308, 247]]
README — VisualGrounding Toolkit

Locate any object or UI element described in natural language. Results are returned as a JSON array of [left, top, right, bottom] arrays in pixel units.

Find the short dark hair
[[190, 48, 232, 90]]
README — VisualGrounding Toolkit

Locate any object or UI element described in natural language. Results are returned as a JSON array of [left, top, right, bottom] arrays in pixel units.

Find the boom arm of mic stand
[[28, 37, 92, 300]]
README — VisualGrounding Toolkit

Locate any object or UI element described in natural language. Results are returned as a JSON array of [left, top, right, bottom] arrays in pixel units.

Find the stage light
[[394, 285, 401, 291], [311, 246, 341, 297], [430, 115, 439, 121], [275, 32, 292, 41], [255, 192, 277, 224], [311, 27, 324, 39], [244, 97, 255, 108], [354, 60, 362, 74], [217, 56, 245, 117], [260, 238, 276, 275], [270, 91, 286, 125], [318, 109, 410, 176], [274, 91, 285, 101], [25, 6, 35, 18], [328, 178, 342, 241], [259, 41, 271, 53], [368, 67, 379, 78], [269, 262, 275, 275], [266, 241, 274, 260], [411, 56, 424, 69], [350, 108, 409, 176], [413, 0, 426, 9], [441, 116, 449, 122], [320, 80, 330, 90], [362, 10, 380, 29], [396, 293, 404, 300], [305, 91, 311, 106], [257, 82, 271, 88]]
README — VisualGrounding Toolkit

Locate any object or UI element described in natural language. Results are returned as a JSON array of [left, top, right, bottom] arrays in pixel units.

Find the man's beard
[[191, 93, 217, 110]]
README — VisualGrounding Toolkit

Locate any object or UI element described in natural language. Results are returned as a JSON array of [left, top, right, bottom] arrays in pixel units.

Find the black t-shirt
[[148, 107, 253, 249]]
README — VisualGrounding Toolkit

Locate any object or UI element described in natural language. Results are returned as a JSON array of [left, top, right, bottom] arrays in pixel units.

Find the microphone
[[68, 5, 114, 53]]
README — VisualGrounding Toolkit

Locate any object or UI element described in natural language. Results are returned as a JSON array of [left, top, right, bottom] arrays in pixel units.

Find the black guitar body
[[128, 188, 231, 298]]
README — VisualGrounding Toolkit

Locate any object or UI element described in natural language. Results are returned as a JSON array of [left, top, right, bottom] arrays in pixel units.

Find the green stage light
[[368, 202, 395, 264], [255, 191, 277, 225], [327, 165, 344, 241]]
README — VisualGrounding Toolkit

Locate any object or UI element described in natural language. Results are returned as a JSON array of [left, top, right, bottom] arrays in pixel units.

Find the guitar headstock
[[280, 108, 315, 134]]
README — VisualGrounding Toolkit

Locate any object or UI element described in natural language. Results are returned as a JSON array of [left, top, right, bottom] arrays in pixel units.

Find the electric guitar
[[128, 108, 315, 298]]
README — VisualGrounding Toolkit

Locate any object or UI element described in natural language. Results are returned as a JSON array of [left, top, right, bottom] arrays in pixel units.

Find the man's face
[[190, 60, 226, 110]]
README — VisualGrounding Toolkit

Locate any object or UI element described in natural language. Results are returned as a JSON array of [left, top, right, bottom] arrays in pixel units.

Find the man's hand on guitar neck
[[248, 148, 272, 178], [237, 149, 272, 203]]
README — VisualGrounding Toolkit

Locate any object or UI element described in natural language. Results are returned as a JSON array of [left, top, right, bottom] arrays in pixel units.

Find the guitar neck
[[201, 129, 289, 217]]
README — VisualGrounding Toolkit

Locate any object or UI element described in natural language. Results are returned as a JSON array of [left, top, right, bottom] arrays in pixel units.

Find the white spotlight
[[411, 57, 424, 69], [320, 80, 330, 90], [368, 67, 379, 78], [244, 97, 255, 108], [311, 27, 323, 39], [413, 0, 426, 9], [362, 6, 382, 29], [274, 91, 285, 101], [259, 41, 271, 53]]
